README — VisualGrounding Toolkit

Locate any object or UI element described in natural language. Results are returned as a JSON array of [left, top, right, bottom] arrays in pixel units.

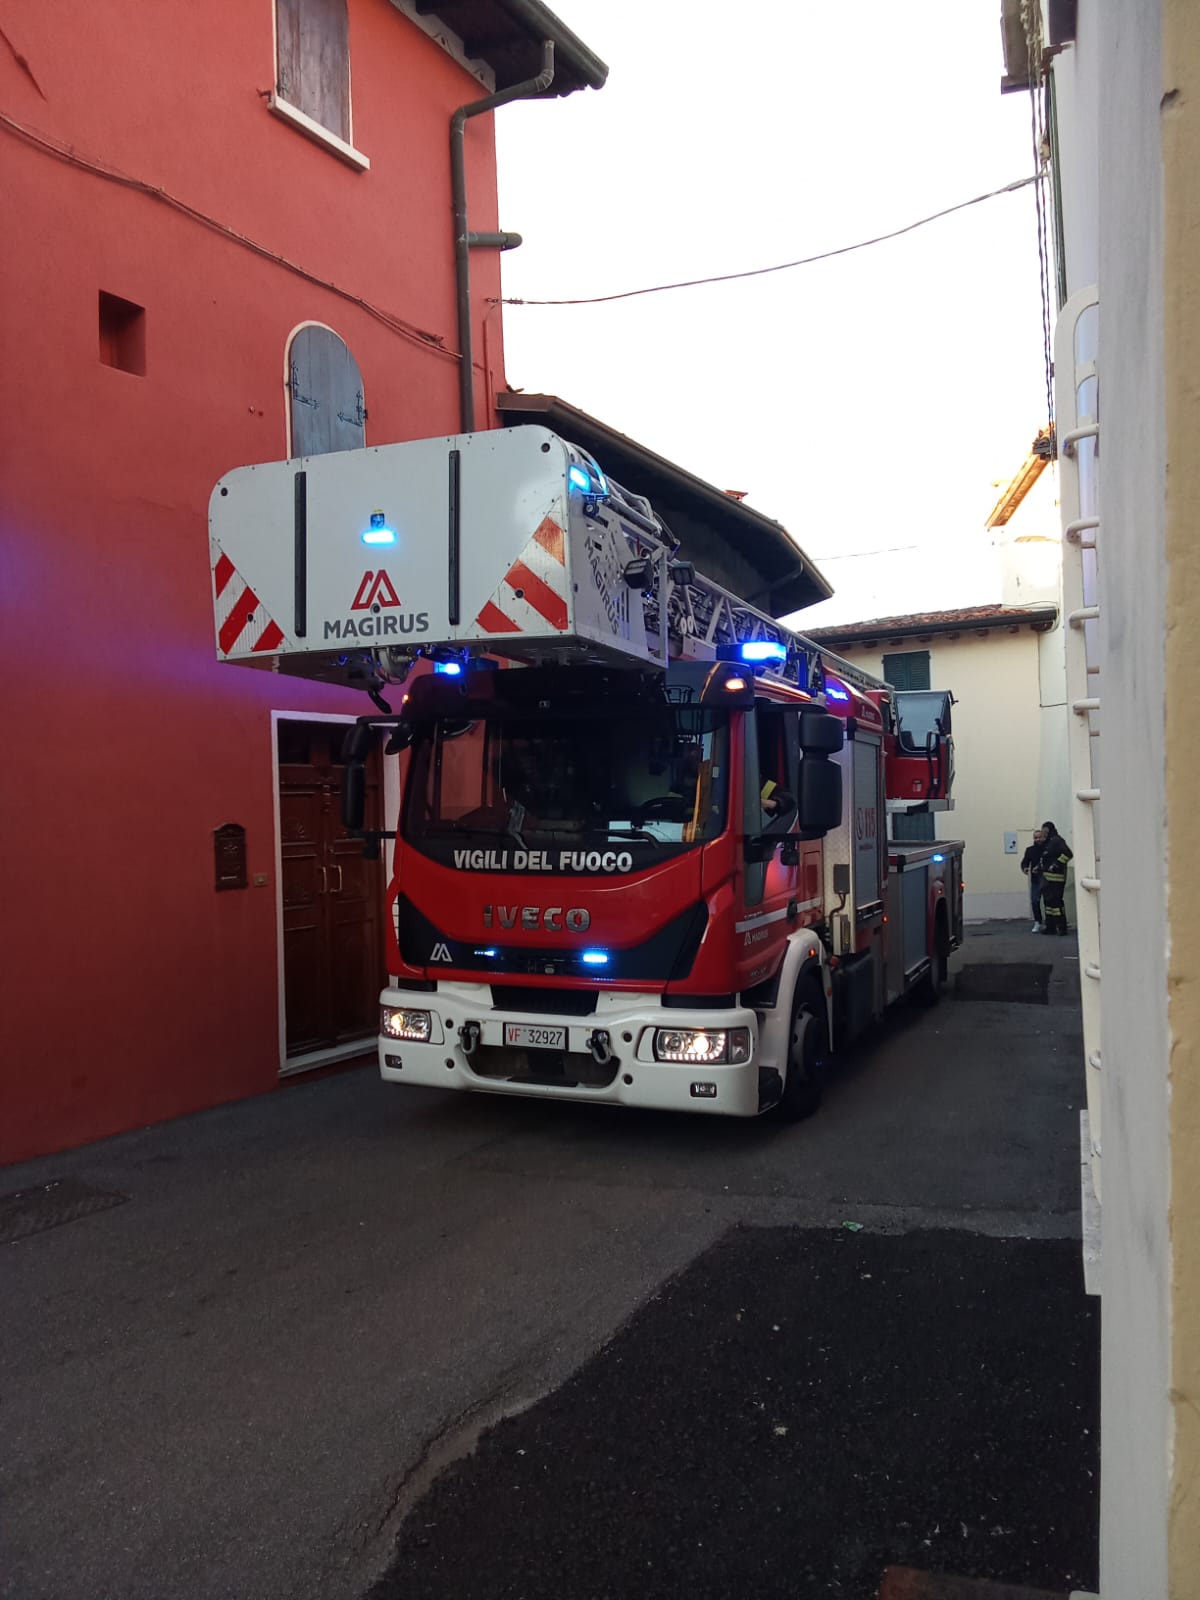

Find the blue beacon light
[[363, 510, 397, 546], [825, 680, 851, 703], [568, 460, 609, 496], [739, 640, 788, 665], [580, 950, 610, 967], [433, 661, 462, 676]]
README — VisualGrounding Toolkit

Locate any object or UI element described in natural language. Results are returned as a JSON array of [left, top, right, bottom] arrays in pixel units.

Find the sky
[[493, 1, 1049, 628]]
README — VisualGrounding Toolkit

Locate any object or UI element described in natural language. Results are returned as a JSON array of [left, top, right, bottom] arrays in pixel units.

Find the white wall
[[829, 626, 1069, 921], [1086, 0, 1174, 1591]]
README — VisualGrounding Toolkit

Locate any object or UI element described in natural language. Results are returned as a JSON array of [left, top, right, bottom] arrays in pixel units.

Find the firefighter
[[1022, 827, 1047, 932], [1039, 819, 1074, 935]]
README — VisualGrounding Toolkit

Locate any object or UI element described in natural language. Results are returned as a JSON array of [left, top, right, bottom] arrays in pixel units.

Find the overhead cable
[[502, 176, 1040, 307]]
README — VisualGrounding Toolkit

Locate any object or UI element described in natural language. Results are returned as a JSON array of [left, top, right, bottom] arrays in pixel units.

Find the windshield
[[405, 705, 729, 866], [896, 690, 951, 749]]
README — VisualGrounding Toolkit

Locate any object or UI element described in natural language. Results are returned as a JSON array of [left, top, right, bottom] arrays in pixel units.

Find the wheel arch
[[755, 928, 831, 1073]]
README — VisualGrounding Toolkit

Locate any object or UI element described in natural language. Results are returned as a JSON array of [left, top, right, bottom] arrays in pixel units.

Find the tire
[[780, 977, 829, 1121], [915, 914, 949, 1007]]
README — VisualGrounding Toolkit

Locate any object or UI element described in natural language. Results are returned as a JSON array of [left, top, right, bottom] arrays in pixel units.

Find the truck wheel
[[780, 978, 828, 1121], [916, 916, 949, 1007]]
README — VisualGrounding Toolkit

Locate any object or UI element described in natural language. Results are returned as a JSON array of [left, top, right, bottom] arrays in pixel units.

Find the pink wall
[[0, 0, 511, 1161]]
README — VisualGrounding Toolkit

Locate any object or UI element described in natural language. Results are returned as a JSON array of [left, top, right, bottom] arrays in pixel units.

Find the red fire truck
[[210, 426, 963, 1118]]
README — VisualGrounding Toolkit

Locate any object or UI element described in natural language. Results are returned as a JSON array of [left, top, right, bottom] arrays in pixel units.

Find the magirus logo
[[324, 570, 429, 640]]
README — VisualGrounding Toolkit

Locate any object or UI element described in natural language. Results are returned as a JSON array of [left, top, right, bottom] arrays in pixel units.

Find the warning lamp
[[363, 510, 397, 546], [739, 640, 787, 665], [567, 456, 609, 497]]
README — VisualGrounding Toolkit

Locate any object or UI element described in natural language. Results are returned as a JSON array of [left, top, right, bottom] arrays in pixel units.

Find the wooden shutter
[[276, 0, 350, 142], [288, 326, 366, 457], [882, 650, 931, 691]]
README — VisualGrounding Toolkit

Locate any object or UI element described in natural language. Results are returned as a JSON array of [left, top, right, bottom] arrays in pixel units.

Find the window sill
[[268, 94, 370, 171]]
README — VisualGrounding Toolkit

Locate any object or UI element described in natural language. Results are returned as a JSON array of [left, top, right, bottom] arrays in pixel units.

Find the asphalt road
[[0, 923, 1090, 1599]]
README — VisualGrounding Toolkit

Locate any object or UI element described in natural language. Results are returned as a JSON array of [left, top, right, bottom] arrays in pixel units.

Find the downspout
[[451, 40, 555, 433]]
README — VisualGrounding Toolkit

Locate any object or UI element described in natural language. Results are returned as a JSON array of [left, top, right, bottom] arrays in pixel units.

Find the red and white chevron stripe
[[212, 546, 285, 657], [474, 516, 569, 636]]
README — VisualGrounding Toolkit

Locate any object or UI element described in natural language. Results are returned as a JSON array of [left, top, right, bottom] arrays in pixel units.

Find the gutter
[[451, 41, 556, 433]]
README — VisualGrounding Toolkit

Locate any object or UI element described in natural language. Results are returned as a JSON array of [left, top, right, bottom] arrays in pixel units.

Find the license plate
[[505, 1023, 567, 1051]]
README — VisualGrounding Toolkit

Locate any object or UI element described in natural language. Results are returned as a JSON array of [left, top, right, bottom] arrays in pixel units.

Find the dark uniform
[[1039, 821, 1073, 935], [1021, 838, 1045, 927]]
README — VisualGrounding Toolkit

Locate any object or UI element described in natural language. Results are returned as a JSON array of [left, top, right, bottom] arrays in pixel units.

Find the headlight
[[380, 1006, 432, 1042], [652, 1027, 751, 1064]]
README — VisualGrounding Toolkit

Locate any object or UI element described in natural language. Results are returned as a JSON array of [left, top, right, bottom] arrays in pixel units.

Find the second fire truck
[[210, 426, 963, 1118]]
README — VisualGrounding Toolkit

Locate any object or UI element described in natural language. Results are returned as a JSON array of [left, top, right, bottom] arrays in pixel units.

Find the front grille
[[490, 984, 598, 1016], [470, 1044, 618, 1088]]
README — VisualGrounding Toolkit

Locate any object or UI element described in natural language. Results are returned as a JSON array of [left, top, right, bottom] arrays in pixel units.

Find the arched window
[[286, 324, 366, 456]]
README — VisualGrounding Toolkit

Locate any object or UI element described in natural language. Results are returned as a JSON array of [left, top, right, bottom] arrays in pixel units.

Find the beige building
[[1004, 0, 1200, 1592], [807, 440, 1069, 923]]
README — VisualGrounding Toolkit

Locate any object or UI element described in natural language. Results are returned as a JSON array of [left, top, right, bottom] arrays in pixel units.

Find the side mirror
[[797, 760, 842, 836], [799, 710, 844, 754], [342, 762, 366, 833], [341, 720, 376, 764]]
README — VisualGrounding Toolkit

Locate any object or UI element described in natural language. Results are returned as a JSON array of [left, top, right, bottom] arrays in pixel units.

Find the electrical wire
[[811, 545, 920, 561], [502, 176, 1040, 307], [0, 108, 459, 362]]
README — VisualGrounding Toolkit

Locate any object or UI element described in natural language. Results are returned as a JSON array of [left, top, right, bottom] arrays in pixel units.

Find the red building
[[0, 0, 606, 1163]]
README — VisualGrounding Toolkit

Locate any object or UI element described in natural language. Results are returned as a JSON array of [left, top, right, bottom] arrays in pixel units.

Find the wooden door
[[288, 324, 366, 458], [279, 719, 385, 1059]]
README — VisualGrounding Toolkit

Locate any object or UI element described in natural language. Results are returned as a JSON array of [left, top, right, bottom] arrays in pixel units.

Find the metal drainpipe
[[451, 40, 555, 433]]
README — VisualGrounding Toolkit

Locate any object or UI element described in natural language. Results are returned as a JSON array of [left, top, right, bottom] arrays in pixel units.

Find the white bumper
[[376, 981, 763, 1117]]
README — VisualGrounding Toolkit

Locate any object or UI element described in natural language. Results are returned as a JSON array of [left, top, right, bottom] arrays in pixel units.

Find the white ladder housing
[[1055, 285, 1103, 1232]]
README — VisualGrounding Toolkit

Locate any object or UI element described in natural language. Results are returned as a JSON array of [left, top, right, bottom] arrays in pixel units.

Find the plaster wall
[[1087, 0, 1173, 1590], [1161, 0, 1200, 1583], [825, 631, 1069, 921], [0, 0, 510, 1161]]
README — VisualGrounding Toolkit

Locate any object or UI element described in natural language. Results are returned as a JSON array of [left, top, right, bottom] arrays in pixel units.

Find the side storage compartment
[[834, 951, 876, 1048]]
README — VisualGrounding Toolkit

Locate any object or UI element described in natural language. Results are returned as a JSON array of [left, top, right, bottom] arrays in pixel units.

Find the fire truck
[[210, 426, 963, 1118]]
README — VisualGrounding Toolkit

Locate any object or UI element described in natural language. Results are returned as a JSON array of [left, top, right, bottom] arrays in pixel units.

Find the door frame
[[271, 709, 400, 1077]]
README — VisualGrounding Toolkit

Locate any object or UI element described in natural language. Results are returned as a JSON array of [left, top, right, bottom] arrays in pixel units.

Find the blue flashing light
[[580, 949, 610, 967], [474, 948, 497, 958], [433, 661, 463, 676], [740, 640, 788, 665], [932, 853, 945, 862], [825, 682, 851, 703], [362, 512, 397, 547], [568, 459, 609, 497]]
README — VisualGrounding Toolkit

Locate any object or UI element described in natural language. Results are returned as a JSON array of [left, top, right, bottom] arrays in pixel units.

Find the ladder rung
[[1073, 697, 1101, 713], [1084, 962, 1101, 981], [1080, 876, 1101, 891], [1065, 517, 1100, 542], [1069, 606, 1100, 626], [1063, 422, 1100, 456], [1076, 788, 1100, 801]]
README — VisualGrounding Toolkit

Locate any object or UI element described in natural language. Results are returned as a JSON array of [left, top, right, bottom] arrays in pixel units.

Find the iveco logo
[[482, 906, 591, 932]]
